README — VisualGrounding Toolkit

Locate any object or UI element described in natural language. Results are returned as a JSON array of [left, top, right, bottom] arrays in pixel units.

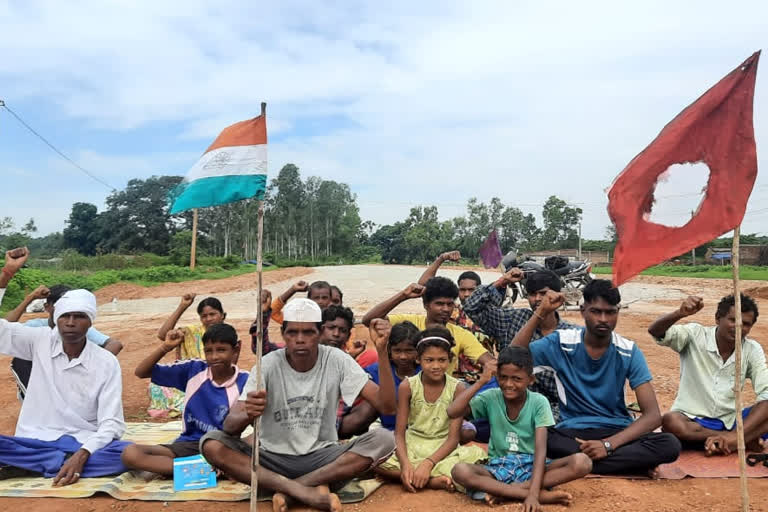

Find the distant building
[[705, 245, 768, 265]]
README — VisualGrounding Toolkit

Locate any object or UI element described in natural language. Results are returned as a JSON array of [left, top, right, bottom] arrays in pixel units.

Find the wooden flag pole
[[249, 101, 267, 512], [190, 209, 199, 270], [731, 225, 749, 512]]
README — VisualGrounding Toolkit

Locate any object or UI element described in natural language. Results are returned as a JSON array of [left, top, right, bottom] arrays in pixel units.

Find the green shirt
[[470, 388, 554, 458], [657, 323, 768, 426]]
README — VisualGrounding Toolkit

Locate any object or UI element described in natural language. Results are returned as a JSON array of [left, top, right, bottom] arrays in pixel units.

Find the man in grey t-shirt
[[201, 299, 397, 511]]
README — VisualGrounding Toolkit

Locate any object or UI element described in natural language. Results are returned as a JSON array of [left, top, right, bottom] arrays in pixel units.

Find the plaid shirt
[[464, 284, 578, 422]]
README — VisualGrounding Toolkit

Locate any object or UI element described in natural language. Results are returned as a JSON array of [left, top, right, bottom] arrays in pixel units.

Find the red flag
[[479, 229, 503, 269], [608, 51, 760, 286]]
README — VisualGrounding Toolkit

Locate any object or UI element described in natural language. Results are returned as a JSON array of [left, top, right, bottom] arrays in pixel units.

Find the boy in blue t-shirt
[[509, 279, 681, 475], [448, 346, 591, 508], [121, 323, 248, 476]]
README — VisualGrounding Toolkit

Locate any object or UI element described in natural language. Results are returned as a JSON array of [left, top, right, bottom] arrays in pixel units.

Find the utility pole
[[690, 210, 696, 265], [578, 221, 582, 260]]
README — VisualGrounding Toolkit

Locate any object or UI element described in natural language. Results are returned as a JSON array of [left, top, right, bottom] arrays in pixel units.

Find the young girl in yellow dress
[[377, 327, 486, 491]]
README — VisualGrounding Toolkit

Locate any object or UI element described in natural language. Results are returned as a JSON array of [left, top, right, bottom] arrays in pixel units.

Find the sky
[[1, 0, 768, 240]]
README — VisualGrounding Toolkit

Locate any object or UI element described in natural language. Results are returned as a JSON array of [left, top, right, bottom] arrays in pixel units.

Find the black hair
[[582, 279, 621, 306], [197, 297, 225, 316], [527, 270, 562, 294], [202, 323, 239, 347], [415, 326, 455, 359], [330, 285, 343, 301], [308, 281, 332, 298], [497, 346, 534, 375], [423, 276, 459, 303], [46, 284, 72, 305], [457, 271, 481, 286], [322, 305, 354, 329], [716, 294, 759, 322], [388, 321, 420, 357]]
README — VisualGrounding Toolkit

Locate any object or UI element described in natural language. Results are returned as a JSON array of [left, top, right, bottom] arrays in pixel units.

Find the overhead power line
[[0, 99, 116, 191]]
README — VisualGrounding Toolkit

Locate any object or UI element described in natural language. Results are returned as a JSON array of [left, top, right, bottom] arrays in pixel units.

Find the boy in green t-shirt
[[448, 346, 591, 510]]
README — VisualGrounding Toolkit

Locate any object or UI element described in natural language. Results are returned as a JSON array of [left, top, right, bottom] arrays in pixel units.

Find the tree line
[[6, 162, 755, 265]]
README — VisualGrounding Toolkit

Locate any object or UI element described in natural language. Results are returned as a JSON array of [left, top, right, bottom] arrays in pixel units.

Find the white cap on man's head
[[283, 298, 322, 323], [53, 289, 98, 325]]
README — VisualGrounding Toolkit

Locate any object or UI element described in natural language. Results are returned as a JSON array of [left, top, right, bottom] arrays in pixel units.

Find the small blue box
[[173, 455, 217, 492]]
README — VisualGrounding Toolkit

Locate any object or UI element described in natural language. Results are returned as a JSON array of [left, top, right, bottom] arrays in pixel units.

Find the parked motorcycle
[[500, 251, 594, 306]]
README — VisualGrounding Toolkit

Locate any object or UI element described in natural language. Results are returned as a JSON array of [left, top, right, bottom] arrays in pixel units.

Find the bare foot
[[648, 466, 661, 480], [132, 470, 165, 482], [427, 476, 455, 491], [746, 438, 765, 453], [315, 485, 342, 512], [272, 492, 289, 512], [539, 489, 573, 506], [484, 493, 501, 506]]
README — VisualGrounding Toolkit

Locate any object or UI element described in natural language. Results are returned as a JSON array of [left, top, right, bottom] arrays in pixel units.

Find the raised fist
[[369, 318, 392, 351], [679, 296, 704, 317], [293, 280, 309, 293], [163, 328, 185, 350], [440, 251, 461, 263], [180, 293, 196, 308], [30, 285, 50, 300], [537, 290, 565, 315], [3, 247, 29, 273], [496, 267, 524, 288], [402, 283, 425, 299]]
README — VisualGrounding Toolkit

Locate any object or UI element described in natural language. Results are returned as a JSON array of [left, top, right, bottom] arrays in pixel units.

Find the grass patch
[[592, 264, 768, 280], [0, 264, 275, 313]]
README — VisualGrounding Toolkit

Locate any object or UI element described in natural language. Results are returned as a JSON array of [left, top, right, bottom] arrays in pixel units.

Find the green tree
[[541, 196, 582, 249], [63, 202, 101, 255], [21, 218, 37, 235], [0, 217, 14, 236], [98, 176, 184, 254]]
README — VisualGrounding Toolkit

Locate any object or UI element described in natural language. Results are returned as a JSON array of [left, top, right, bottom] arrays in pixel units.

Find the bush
[[199, 255, 242, 269]]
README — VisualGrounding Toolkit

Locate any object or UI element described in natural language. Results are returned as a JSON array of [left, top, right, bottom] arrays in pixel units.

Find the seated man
[[0, 289, 129, 484], [417, 251, 496, 383], [511, 279, 681, 475], [464, 269, 578, 421], [200, 299, 397, 511], [649, 294, 768, 455], [6, 284, 124, 401], [362, 277, 495, 377]]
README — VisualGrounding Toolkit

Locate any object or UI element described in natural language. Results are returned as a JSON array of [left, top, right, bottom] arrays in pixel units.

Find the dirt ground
[[2, 265, 768, 512]]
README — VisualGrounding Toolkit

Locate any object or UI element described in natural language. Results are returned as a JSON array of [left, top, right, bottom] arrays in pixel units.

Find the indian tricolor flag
[[169, 113, 267, 214]]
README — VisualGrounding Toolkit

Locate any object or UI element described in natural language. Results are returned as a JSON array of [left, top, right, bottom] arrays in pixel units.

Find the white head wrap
[[283, 298, 322, 323], [53, 289, 97, 326]]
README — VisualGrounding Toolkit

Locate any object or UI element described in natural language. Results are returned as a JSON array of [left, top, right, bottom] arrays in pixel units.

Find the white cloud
[[1, 0, 768, 239]]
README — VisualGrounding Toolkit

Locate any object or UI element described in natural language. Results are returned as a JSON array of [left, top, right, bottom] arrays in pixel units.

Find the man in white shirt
[[649, 293, 768, 455], [0, 289, 129, 485]]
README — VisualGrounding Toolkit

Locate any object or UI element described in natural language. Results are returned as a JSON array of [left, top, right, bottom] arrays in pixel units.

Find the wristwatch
[[602, 440, 614, 455]]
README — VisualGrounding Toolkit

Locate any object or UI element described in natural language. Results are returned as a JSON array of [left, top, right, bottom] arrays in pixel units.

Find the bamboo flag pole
[[190, 208, 199, 270], [249, 101, 267, 512], [731, 225, 749, 512]]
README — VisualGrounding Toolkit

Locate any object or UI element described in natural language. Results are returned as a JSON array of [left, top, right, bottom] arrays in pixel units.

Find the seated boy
[[121, 324, 248, 476], [649, 294, 768, 455], [448, 346, 591, 509]]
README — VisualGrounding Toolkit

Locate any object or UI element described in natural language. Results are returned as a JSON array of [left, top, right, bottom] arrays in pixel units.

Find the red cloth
[[608, 52, 760, 286], [354, 349, 379, 368]]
